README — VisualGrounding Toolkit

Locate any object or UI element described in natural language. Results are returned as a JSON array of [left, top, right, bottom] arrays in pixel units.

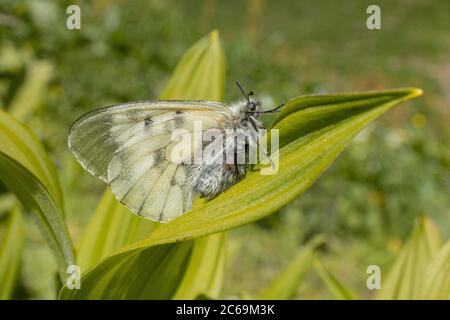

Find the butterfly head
[[235, 81, 284, 119], [236, 81, 261, 117], [246, 97, 261, 114]]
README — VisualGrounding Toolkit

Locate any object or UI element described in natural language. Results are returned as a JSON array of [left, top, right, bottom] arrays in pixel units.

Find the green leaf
[[0, 207, 24, 299], [313, 257, 359, 300], [60, 30, 226, 299], [61, 233, 226, 300], [376, 216, 442, 299], [0, 194, 15, 216], [62, 240, 195, 299], [258, 236, 325, 300], [160, 30, 225, 101], [0, 109, 75, 278], [172, 233, 226, 299], [422, 239, 450, 299], [76, 190, 157, 271]]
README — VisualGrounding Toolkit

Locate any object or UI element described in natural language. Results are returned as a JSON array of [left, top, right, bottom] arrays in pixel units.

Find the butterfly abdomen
[[189, 163, 246, 198]]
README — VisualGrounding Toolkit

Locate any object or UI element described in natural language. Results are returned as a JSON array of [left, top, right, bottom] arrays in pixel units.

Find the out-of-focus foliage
[[0, 0, 448, 299], [422, 240, 450, 299], [0, 207, 24, 299], [312, 257, 359, 300], [376, 216, 442, 299], [258, 236, 324, 300], [312, 216, 449, 300]]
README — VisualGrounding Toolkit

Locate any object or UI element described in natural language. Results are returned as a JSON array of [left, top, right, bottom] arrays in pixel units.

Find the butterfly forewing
[[68, 100, 231, 222]]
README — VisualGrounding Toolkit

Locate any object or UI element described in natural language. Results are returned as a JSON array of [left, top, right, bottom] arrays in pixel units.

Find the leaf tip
[[210, 29, 220, 42], [406, 87, 423, 99]]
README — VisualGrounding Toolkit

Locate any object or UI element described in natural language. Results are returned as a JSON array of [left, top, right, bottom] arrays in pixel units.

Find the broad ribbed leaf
[[376, 216, 442, 299], [0, 207, 24, 299], [60, 30, 226, 299], [160, 30, 224, 100], [76, 190, 157, 271], [172, 233, 226, 299], [62, 240, 195, 299], [0, 109, 74, 278]]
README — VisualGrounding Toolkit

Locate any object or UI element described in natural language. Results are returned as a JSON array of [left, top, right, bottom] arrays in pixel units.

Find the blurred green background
[[0, 0, 448, 299]]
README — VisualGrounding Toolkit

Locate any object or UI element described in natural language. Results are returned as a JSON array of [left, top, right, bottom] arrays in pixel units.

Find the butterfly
[[68, 82, 282, 222]]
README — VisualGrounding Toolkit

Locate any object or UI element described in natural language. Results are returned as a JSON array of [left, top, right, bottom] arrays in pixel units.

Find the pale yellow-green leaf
[[160, 30, 225, 101], [0, 109, 74, 279], [422, 240, 450, 299], [173, 233, 226, 299], [376, 216, 442, 299], [0, 207, 24, 299]]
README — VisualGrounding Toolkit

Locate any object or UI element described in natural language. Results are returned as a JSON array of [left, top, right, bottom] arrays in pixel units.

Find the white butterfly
[[68, 83, 282, 222]]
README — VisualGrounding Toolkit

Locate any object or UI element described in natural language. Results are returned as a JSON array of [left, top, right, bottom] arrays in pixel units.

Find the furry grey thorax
[[188, 99, 263, 198]]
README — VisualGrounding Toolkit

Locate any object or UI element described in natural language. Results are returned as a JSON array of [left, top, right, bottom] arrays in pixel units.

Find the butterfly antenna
[[255, 103, 285, 114], [236, 81, 250, 103]]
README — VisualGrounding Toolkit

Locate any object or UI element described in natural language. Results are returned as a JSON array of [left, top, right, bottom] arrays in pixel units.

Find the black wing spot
[[174, 111, 184, 127], [175, 117, 184, 127], [153, 149, 164, 165], [164, 120, 176, 133], [144, 117, 153, 127]]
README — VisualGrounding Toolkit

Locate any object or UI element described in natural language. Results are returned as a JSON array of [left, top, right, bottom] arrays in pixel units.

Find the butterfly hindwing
[[68, 100, 231, 222]]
